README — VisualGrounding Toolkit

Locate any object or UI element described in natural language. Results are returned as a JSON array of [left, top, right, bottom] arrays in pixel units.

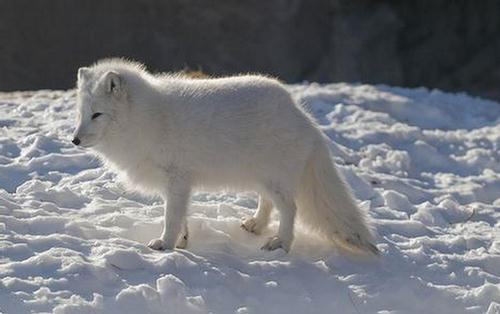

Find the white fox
[[72, 58, 378, 254]]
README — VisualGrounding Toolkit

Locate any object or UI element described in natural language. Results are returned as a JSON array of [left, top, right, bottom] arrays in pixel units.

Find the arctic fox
[[72, 59, 378, 254]]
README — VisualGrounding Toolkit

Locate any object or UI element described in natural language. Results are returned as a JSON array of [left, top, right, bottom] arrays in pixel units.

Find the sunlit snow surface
[[0, 84, 499, 314]]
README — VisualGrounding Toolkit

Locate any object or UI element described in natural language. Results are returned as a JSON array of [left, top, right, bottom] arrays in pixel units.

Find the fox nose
[[72, 137, 81, 146]]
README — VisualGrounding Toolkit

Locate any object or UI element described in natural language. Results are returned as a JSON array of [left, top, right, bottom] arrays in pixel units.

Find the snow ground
[[0, 83, 499, 314]]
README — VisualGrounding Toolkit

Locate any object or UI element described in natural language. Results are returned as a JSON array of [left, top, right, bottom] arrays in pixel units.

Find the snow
[[0, 83, 499, 314]]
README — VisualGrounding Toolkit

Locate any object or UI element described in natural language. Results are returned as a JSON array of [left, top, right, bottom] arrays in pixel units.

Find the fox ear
[[77, 67, 90, 82], [102, 71, 121, 95]]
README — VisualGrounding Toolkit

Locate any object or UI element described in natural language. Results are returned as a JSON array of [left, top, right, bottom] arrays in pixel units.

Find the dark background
[[1, 0, 499, 100]]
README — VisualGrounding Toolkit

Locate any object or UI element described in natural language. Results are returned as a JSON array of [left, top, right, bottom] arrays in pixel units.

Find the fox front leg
[[148, 180, 191, 250]]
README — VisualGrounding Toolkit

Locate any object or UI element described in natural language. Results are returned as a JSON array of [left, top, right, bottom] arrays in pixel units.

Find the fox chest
[[118, 157, 168, 192]]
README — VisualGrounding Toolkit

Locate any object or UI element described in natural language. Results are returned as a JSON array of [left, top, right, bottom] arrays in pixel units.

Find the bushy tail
[[296, 139, 379, 255]]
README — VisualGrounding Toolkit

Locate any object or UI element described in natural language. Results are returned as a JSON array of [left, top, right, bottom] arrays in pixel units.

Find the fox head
[[72, 67, 125, 148]]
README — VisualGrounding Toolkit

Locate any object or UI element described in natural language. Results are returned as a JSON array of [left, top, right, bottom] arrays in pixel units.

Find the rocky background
[[1, 0, 499, 100]]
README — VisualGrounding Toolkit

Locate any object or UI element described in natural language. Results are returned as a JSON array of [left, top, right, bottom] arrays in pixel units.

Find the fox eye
[[91, 112, 102, 120]]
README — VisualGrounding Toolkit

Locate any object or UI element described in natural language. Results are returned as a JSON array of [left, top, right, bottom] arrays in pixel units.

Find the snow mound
[[0, 84, 499, 314]]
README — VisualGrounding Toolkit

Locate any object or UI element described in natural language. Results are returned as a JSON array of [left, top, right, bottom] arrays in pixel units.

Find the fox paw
[[261, 236, 290, 252], [176, 234, 188, 249], [241, 217, 266, 234], [147, 238, 172, 251]]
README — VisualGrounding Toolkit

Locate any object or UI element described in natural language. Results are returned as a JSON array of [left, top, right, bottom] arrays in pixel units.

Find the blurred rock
[[0, 0, 499, 100]]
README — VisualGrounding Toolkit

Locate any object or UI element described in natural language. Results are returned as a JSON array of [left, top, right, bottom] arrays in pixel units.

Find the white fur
[[73, 58, 378, 254]]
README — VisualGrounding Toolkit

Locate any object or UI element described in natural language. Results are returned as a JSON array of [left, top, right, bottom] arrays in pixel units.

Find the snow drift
[[0, 83, 499, 314]]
